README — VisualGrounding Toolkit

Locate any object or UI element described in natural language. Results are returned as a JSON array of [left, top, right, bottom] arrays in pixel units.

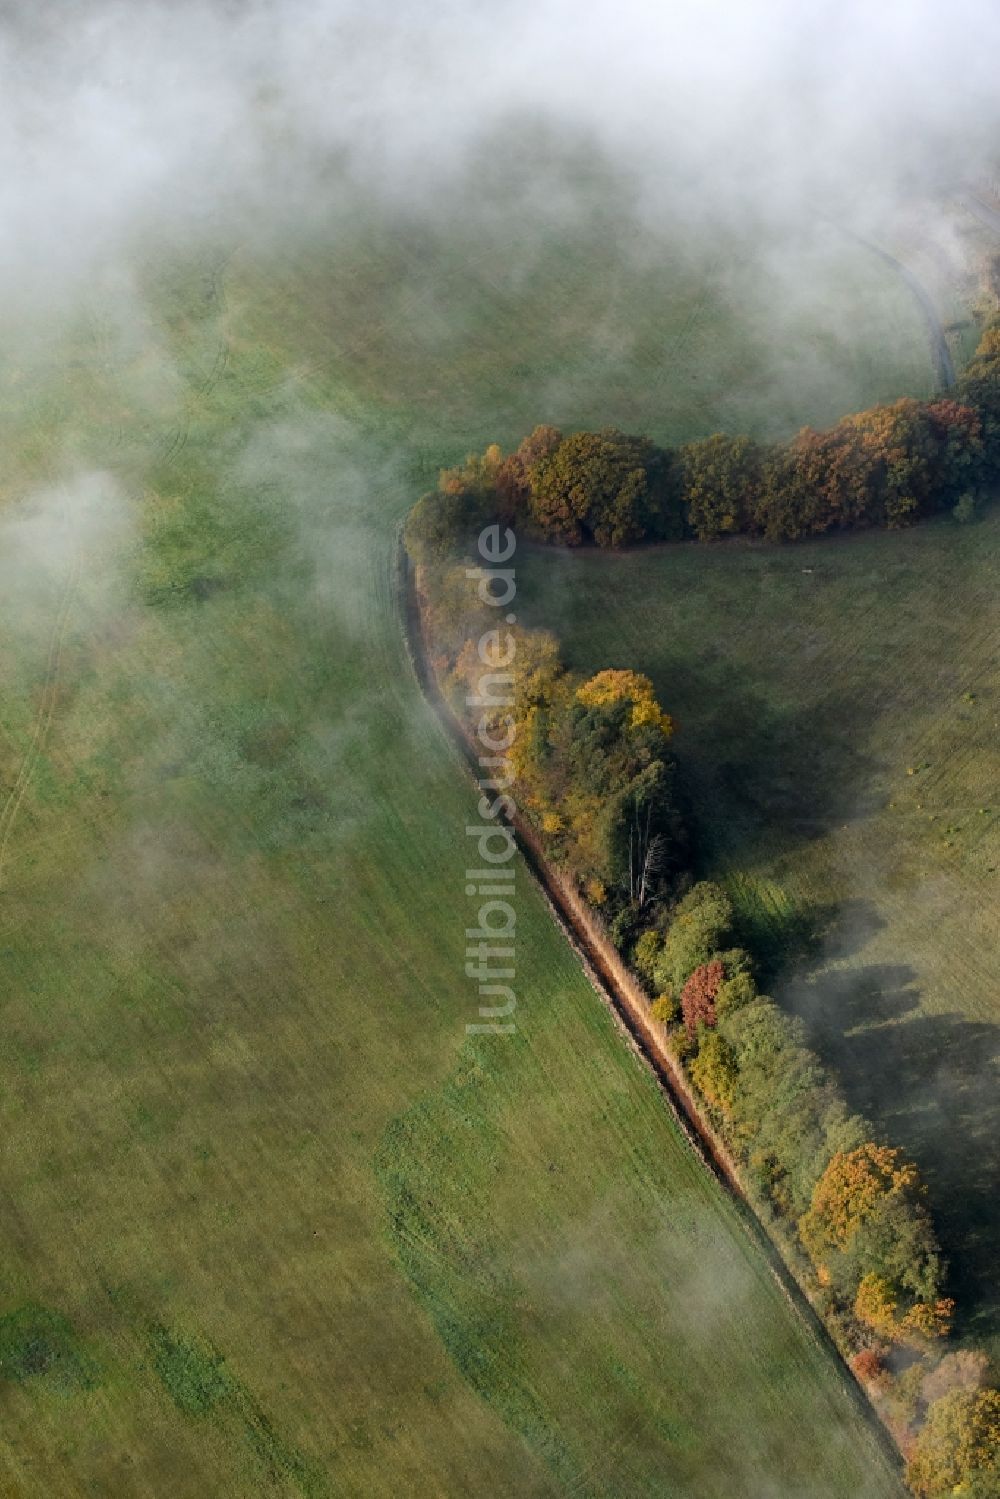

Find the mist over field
[[0, 0, 999, 297], [0, 3, 995, 1495]]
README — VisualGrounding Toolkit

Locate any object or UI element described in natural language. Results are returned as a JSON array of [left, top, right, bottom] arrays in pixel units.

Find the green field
[[0, 190, 935, 1494], [517, 513, 1000, 1363]]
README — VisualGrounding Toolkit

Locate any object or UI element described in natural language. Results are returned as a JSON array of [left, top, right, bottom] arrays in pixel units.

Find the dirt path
[[845, 229, 957, 391], [816, 214, 956, 390]]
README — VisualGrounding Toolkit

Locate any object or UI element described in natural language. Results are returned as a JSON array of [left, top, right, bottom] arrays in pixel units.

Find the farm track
[[832, 224, 956, 390], [399, 538, 903, 1480]]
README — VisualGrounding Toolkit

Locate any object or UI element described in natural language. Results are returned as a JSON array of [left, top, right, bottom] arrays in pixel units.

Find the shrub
[[690, 1030, 739, 1112], [851, 1348, 890, 1391], [650, 993, 678, 1027], [150, 1324, 234, 1416], [0, 1303, 95, 1392]]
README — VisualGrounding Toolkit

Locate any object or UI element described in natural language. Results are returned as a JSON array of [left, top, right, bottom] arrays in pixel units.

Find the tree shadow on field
[[782, 929, 1000, 1350], [641, 655, 885, 872], [736, 896, 883, 993]]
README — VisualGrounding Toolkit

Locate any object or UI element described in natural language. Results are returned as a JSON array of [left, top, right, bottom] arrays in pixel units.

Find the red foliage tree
[[851, 1349, 888, 1389], [681, 959, 725, 1039]]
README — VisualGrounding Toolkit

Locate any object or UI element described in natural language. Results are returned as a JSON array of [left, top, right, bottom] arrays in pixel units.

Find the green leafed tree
[[528, 428, 676, 547], [679, 432, 767, 540]]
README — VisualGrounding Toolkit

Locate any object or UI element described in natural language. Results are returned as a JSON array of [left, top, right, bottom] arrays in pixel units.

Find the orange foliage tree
[[799, 1144, 950, 1341], [801, 1144, 918, 1250]]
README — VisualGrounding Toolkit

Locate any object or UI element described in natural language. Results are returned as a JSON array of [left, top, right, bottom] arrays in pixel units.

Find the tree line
[[445, 622, 953, 1342], [406, 499, 1000, 1495], [406, 315, 1000, 558]]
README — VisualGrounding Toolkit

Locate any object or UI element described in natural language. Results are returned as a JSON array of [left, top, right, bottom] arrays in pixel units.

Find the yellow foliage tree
[[576, 669, 673, 737], [854, 1273, 899, 1337], [906, 1387, 1000, 1497]]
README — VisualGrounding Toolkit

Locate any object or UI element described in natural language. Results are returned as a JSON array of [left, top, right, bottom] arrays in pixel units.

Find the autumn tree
[[799, 1143, 948, 1333], [461, 635, 685, 912], [842, 399, 937, 528], [924, 399, 985, 504], [854, 1273, 900, 1338], [679, 432, 766, 540], [680, 959, 725, 1038], [633, 928, 663, 985], [751, 396, 978, 539], [720, 997, 865, 1217], [754, 430, 833, 539], [906, 1387, 1000, 1498], [801, 1144, 919, 1251], [560, 693, 683, 904], [958, 317, 1000, 469], [528, 428, 674, 547], [495, 424, 563, 518], [576, 670, 673, 737], [650, 992, 679, 1026], [690, 1029, 739, 1111]]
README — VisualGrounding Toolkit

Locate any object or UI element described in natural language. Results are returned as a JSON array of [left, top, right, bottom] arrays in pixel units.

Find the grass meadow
[[0, 188, 935, 1494]]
